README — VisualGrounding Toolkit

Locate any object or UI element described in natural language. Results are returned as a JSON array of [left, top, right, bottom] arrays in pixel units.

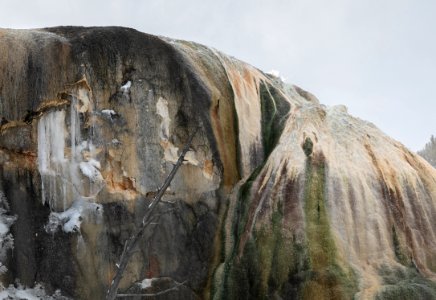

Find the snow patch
[[101, 109, 117, 117], [138, 278, 155, 289], [15, 290, 39, 300], [79, 159, 103, 182], [45, 199, 103, 234], [0, 223, 8, 237], [266, 69, 286, 82], [120, 81, 131, 93], [111, 138, 121, 145], [0, 283, 70, 300], [0, 192, 16, 276], [266, 69, 280, 77]]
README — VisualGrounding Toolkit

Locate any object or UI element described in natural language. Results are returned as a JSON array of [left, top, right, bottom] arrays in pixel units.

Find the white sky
[[1, 0, 434, 150]]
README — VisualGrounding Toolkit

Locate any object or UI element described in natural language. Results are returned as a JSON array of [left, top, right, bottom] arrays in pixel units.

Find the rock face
[[0, 27, 435, 299]]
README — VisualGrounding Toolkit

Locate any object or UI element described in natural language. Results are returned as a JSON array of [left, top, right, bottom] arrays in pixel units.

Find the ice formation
[[37, 83, 104, 232], [38, 110, 71, 209]]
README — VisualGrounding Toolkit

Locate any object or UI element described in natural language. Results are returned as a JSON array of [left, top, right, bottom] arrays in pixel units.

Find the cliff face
[[0, 27, 435, 299]]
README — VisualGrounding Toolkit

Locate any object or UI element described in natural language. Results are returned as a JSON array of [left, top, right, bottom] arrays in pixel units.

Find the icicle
[[37, 110, 67, 207], [37, 82, 104, 214]]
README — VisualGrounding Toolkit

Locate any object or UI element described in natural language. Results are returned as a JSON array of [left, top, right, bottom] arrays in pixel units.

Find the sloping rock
[[0, 27, 435, 299]]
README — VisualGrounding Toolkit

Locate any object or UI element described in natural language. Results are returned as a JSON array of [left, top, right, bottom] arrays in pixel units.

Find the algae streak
[[302, 153, 357, 300]]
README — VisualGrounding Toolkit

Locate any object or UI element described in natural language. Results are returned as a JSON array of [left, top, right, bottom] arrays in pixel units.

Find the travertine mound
[[0, 27, 435, 299]]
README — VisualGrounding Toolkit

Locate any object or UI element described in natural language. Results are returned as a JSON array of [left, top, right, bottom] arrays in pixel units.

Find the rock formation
[[0, 27, 435, 299]]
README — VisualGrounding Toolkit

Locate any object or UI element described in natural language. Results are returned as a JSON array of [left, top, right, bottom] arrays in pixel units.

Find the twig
[[116, 281, 187, 298], [106, 127, 199, 300]]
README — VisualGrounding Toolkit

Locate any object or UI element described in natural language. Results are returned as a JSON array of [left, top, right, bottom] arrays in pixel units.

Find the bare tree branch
[[106, 127, 198, 300], [116, 281, 187, 298]]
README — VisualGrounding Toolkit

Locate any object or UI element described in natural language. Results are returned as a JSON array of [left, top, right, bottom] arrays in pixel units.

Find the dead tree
[[106, 127, 199, 300]]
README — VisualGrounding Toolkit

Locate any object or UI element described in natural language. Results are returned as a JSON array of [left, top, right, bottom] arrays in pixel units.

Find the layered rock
[[0, 27, 435, 299]]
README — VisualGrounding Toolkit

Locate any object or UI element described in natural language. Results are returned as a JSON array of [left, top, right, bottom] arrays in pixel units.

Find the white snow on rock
[[0, 283, 70, 300], [266, 69, 280, 77], [111, 138, 121, 145], [79, 159, 103, 182], [0, 223, 8, 237], [15, 290, 39, 300], [266, 69, 286, 82], [101, 109, 117, 117], [0, 192, 16, 275], [45, 200, 103, 234], [120, 81, 131, 93], [138, 278, 155, 289]]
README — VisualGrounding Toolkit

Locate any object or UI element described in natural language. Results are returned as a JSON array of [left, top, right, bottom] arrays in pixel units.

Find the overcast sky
[[1, 0, 434, 150]]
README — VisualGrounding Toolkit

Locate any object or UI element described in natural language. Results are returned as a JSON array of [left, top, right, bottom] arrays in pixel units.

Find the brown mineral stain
[[203, 159, 213, 178], [210, 94, 240, 188], [0, 148, 37, 170]]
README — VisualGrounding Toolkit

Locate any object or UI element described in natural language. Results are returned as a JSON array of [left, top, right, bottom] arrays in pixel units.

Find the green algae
[[376, 266, 436, 300], [215, 166, 263, 300], [213, 147, 361, 299], [255, 210, 294, 297], [216, 163, 293, 299], [302, 156, 357, 300], [391, 226, 409, 266], [259, 82, 290, 159], [221, 215, 294, 299]]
